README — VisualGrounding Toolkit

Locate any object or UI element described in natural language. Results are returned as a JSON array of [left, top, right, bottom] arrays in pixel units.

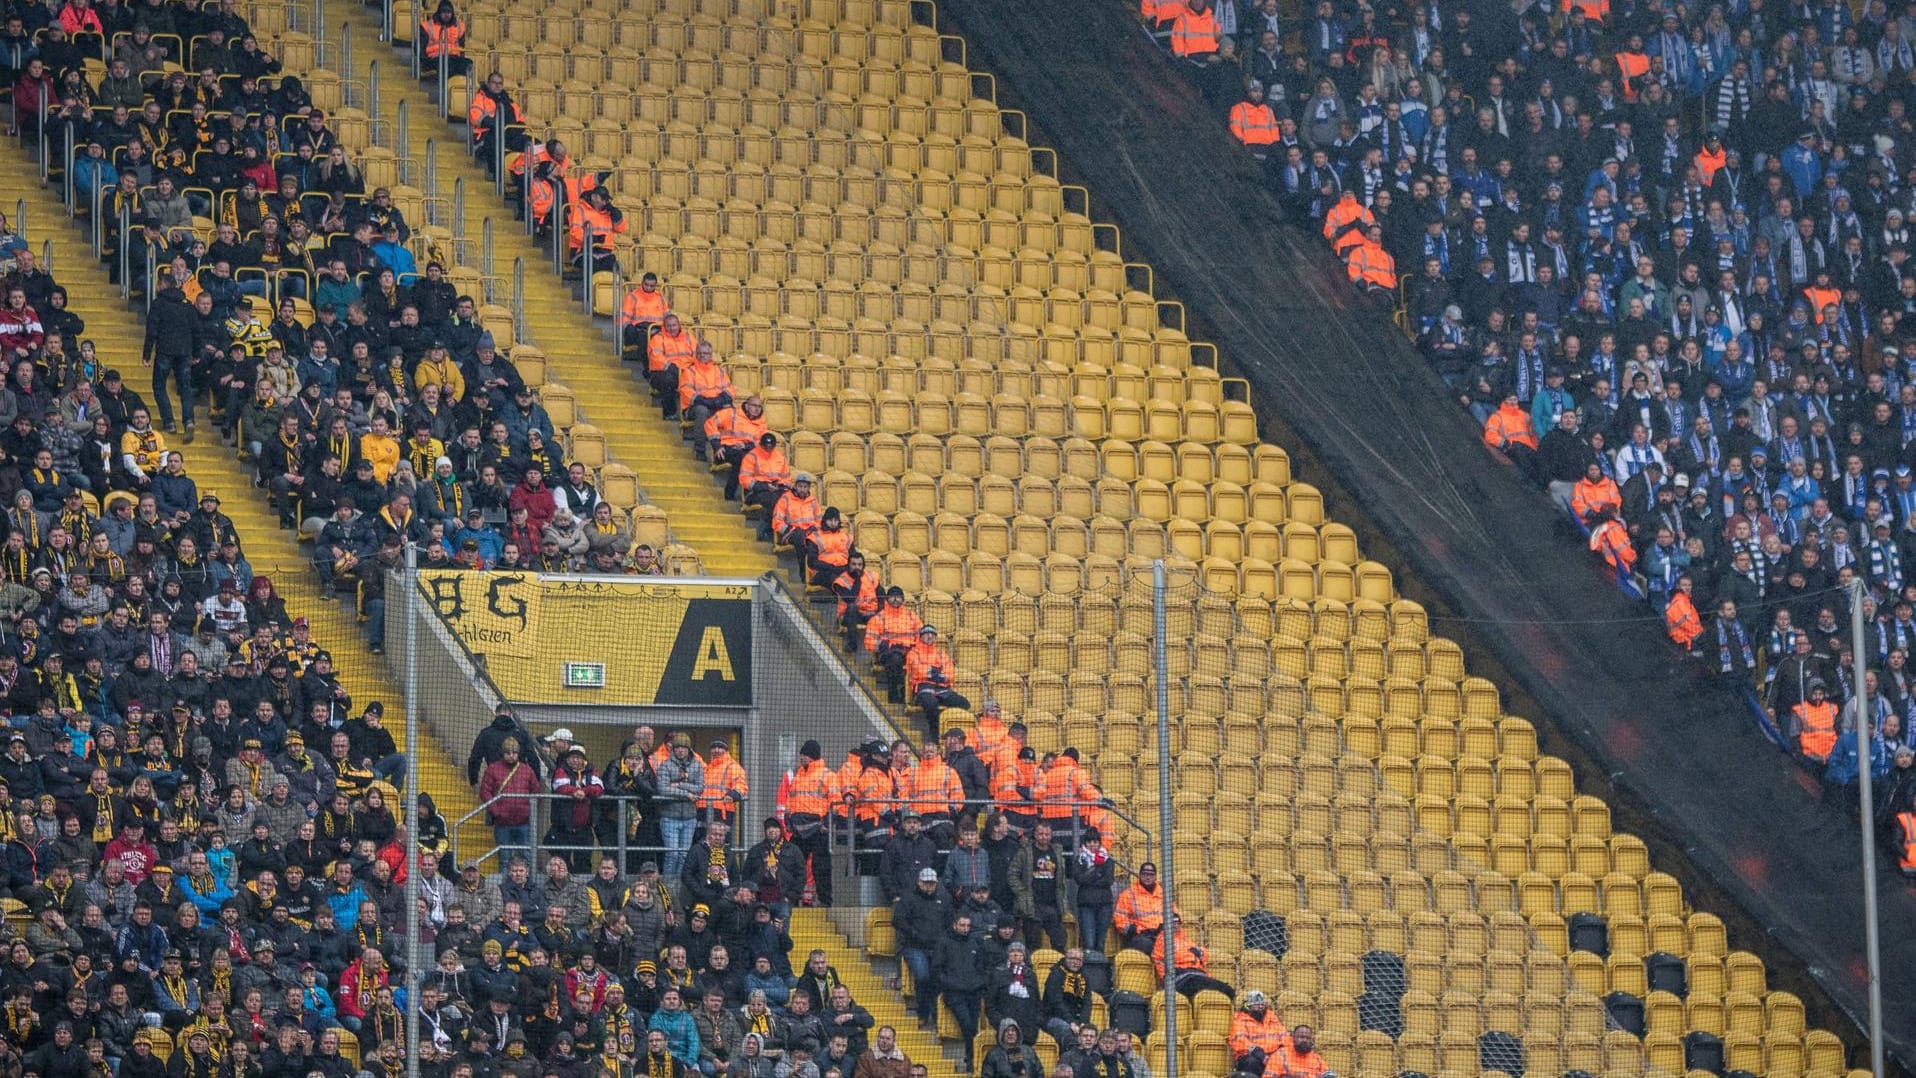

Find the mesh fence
[[865, 562, 1820, 1078]]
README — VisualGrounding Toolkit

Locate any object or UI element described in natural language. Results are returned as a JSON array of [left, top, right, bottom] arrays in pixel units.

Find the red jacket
[[479, 756, 541, 826], [509, 480, 556, 534]]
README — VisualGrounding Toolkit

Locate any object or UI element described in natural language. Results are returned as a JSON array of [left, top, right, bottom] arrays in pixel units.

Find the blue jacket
[[1824, 732, 1889, 788], [326, 882, 368, 931], [183, 873, 235, 915], [648, 1007, 701, 1063]]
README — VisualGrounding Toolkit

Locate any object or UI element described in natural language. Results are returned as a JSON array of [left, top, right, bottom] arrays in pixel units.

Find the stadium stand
[[366, 0, 1881, 1075], [0, 0, 1886, 1074], [1130, 0, 1916, 836]]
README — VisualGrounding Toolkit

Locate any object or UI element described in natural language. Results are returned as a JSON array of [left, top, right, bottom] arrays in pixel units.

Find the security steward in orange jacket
[[704, 394, 768, 497], [902, 738, 963, 846], [1894, 792, 1916, 878], [830, 549, 880, 650], [867, 587, 924, 703], [1035, 748, 1100, 845], [1790, 679, 1839, 763], [772, 473, 823, 554], [1344, 224, 1397, 293], [1321, 191, 1374, 256], [696, 740, 749, 827], [989, 737, 1037, 833], [1229, 83, 1280, 157], [467, 71, 526, 176], [678, 342, 734, 430], [622, 271, 668, 356], [845, 738, 898, 867], [785, 739, 838, 907], [1664, 575, 1703, 650], [567, 186, 625, 274], [1113, 862, 1172, 952], [647, 313, 698, 418], [420, 0, 470, 77], [739, 433, 793, 538], [904, 625, 970, 734], [522, 138, 584, 233], [1229, 990, 1290, 1076], [807, 506, 855, 587]]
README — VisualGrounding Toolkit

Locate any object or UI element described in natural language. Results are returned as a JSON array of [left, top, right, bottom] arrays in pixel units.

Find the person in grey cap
[[892, 865, 949, 1026]]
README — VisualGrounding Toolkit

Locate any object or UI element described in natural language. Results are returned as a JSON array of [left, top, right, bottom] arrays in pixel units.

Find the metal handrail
[[384, 0, 396, 44], [91, 182, 106, 258], [423, 137, 438, 207], [118, 202, 132, 298], [338, 20, 353, 79], [609, 261, 626, 360], [368, 61, 382, 125], [397, 99, 411, 182], [63, 137, 77, 216], [37, 91, 50, 184], [481, 216, 494, 280], [40, 239, 50, 275], [13, 200, 24, 242], [512, 256, 526, 342], [448, 788, 748, 872], [451, 176, 465, 242], [579, 221, 594, 315], [437, 47, 449, 123]]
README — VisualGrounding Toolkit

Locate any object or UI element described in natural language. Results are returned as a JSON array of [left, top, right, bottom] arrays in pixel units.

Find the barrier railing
[[449, 789, 750, 873], [512, 256, 526, 342]]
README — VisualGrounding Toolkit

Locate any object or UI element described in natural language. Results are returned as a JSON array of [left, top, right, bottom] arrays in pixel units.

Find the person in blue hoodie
[[648, 986, 702, 1066]]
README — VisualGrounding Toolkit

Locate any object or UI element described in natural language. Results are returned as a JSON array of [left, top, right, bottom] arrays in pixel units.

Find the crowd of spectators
[[1139, 0, 1916, 867], [2, 0, 695, 589]]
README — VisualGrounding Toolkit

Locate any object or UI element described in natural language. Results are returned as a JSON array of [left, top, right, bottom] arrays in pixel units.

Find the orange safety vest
[[420, 17, 465, 58], [786, 758, 836, 819], [867, 605, 924, 651], [904, 641, 955, 693], [1113, 880, 1168, 934], [738, 446, 791, 490], [834, 568, 879, 619], [850, 763, 896, 825], [1803, 285, 1841, 322], [1229, 1010, 1289, 1062], [678, 360, 732, 410], [567, 199, 625, 254], [989, 754, 1034, 811], [1693, 145, 1725, 185], [1664, 591, 1702, 647], [1571, 476, 1622, 519], [772, 490, 823, 537], [705, 406, 768, 449], [1568, 0, 1608, 19], [647, 328, 698, 375], [1229, 101, 1280, 145], [624, 287, 669, 327], [1897, 813, 1916, 872], [903, 757, 962, 817], [695, 750, 749, 816], [1615, 50, 1649, 101], [1169, 6, 1220, 55], [1141, 0, 1178, 23], [1794, 700, 1838, 761], [1151, 925, 1206, 978], [467, 88, 524, 141], [813, 527, 853, 568], [1345, 241, 1396, 290], [1483, 404, 1538, 451], [693, 750, 743, 819], [1036, 758, 1092, 820], [1270, 1045, 1328, 1078], [523, 148, 587, 225], [1322, 193, 1373, 254], [1590, 518, 1636, 575]]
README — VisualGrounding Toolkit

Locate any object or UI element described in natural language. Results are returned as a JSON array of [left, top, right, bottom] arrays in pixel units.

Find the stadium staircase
[[252, 0, 1880, 1076], [322, 14, 771, 576], [0, 130, 481, 831]]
